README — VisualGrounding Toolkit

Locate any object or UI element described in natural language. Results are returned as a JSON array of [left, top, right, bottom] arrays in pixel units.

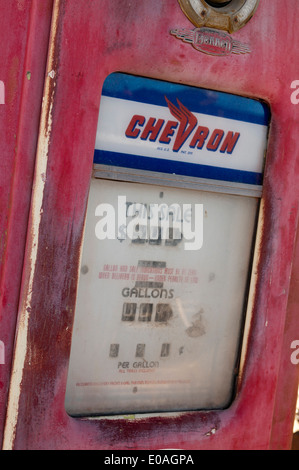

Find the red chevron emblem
[[164, 97, 198, 152]]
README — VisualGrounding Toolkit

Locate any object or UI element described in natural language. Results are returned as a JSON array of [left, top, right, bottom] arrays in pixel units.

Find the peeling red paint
[[0, 0, 54, 448], [2, 0, 299, 450]]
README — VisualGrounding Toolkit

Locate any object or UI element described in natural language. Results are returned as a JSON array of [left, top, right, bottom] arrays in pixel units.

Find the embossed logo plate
[[171, 27, 251, 56]]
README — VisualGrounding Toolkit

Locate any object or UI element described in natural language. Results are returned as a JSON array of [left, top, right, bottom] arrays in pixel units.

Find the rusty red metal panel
[[269, 222, 299, 449], [0, 0, 54, 448], [3, 0, 299, 449]]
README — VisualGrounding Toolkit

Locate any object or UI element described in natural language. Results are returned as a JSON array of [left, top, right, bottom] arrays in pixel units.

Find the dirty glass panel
[[65, 178, 258, 416]]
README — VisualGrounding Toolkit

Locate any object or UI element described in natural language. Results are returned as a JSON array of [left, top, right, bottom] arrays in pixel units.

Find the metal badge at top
[[177, 0, 260, 33], [171, 0, 259, 56], [170, 27, 251, 56]]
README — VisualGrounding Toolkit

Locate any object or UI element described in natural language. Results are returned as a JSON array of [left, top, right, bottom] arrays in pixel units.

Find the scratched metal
[[3, 0, 299, 450], [0, 0, 54, 449]]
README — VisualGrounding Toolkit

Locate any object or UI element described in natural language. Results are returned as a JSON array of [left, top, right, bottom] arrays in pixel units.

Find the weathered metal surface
[[178, 0, 260, 33], [0, 0, 54, 448], [2, 0, 299, 449]]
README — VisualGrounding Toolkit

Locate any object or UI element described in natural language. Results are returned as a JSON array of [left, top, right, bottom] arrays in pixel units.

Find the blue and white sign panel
[[94, 73, 270, 190], [66, 74, 270, 416]]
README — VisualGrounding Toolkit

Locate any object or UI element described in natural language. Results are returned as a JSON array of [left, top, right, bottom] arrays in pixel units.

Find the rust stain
[[6, 56, 20, 106]]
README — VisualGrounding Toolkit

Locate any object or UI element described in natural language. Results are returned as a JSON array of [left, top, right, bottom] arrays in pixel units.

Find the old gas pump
[[2, 0, 299, 450]]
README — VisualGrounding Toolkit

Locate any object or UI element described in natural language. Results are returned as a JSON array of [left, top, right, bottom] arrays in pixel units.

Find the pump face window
[[65, 73, 270, 417]]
